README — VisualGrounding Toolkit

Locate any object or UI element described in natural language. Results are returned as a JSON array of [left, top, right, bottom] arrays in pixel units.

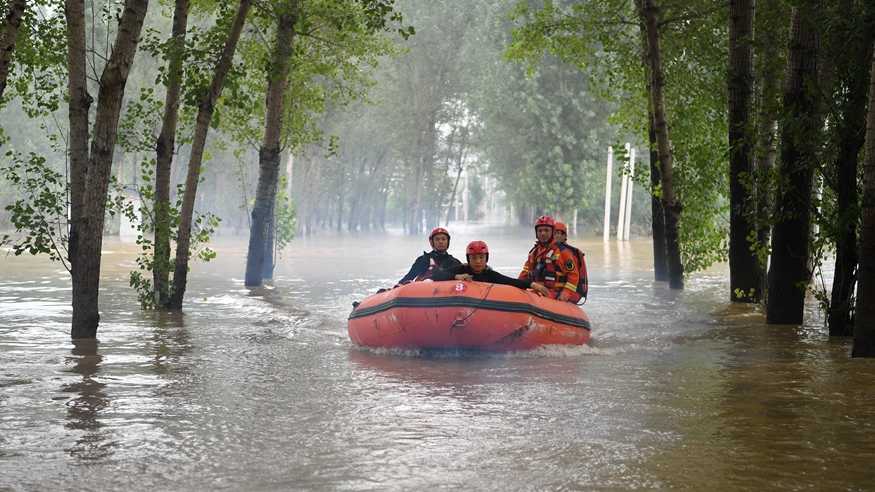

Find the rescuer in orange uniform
[[519, 216, 581, 303], [554, 221, 569, 246], [554, 221, 588, 302]]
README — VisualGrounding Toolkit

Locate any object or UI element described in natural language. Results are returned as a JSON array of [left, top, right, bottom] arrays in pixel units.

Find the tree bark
[[65, 0, 89, 273], [65, 0, 91, 336], [752, 0, 784, 304], [648, 105, 668, 281], [0, 0, 27, 102], [647, 104, 668, 282], [728, 0, 760, 302], [262, 188, 276, 279], [169, 0, 252, 308], [153, 0, 190, 307], [640, 25, 668, 282], [827, 4, 873, 336], [69, 0, 149, 338], [638, 0, 683, 289], [766, 4, 820, 325], [245, 2, 297, 287], [852, 41, 875, 357]]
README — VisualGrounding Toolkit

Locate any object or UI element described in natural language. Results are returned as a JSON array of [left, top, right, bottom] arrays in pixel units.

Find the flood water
[[2, 225, 874, 490]]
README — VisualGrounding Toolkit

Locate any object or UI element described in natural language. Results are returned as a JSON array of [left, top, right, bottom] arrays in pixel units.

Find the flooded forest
[[2, 0, 875, 490]]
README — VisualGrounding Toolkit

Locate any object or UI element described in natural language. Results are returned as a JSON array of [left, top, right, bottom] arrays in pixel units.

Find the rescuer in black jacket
[[432, 241, 550, 296], [397, 227, 462, 285]]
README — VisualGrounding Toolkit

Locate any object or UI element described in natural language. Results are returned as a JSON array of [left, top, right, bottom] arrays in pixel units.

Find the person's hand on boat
[[455, 274, 473, 281], [530, 282, 549, 296], [557, 289, 573, 302]]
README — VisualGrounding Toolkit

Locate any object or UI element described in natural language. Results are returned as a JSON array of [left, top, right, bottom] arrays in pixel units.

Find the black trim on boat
[[348, 296, 591, 330]]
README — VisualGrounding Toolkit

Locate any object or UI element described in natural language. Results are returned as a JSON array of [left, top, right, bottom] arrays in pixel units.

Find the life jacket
[[529, 242, 588, 302], [562, 243, 589, 302], [528, 243, 566, 292], [415, 251, 456, 281]]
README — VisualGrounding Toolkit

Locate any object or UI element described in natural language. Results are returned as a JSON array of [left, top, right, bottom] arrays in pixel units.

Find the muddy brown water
[[1, 225, 874, 490]]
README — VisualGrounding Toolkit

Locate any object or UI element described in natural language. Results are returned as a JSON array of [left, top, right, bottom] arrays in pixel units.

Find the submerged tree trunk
[[262, 189, 276, 279], [68, 0, 149, 338], [752, 0, 784, 305], [766, 4, 821, 325], [639, 18, 667, 281], [647, 110, 668, 281], [638, 0, 683, 289], [245, 2, 297, 287], [729, 0, 760, 302], [827, 5, 873, 336], [0, 0, 27, 102], [65, 0, 91, 335], [153, 0, 190, 307], [648, 109, 668, 282], [853, 41, 875, 357], [169, 0, 252, 308]]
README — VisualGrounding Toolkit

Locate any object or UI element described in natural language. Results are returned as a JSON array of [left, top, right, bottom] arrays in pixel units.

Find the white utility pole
[[603, 146, 613, 242], [616, 144, 630, 241], [623, 147, 635, 241], [572, 208, 578, 237]]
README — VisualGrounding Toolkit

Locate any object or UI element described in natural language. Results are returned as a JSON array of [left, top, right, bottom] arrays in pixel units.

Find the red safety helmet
[[466, 240, 489, 261], [554, 221, 567, 234], [429, 227, 450, 240], [534, 215, 555, 229], [429, 227, 451, 247]]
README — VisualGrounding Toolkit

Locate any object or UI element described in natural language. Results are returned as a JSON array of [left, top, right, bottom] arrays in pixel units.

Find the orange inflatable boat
[[348, 280, 591, 351]]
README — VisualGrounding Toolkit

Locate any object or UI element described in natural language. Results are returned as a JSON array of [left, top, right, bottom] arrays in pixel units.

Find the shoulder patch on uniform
[[565, 259, 575, 271]]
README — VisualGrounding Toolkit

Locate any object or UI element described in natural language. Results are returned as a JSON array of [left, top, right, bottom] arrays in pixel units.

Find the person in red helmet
[[432, 241, 550, 296], [554, 221, 568, 245], [396, 227, 462, 285], [553, 221, 588, 301], [519, 215, 581, 302]]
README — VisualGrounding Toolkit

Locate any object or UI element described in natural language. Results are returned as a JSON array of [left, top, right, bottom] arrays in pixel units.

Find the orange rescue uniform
[[519, 240, 581, 302]]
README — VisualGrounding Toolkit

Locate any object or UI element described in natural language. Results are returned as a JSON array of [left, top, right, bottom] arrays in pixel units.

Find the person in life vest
[[432, 241, 551, 296], [554, 221, 588, 302], [396, 227, 462, 286], [554, 221, 569, 246], [518, 216, 581, 303]]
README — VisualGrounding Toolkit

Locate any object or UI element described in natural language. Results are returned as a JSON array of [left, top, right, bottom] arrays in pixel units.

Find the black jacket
[[398, 250, 462, 284], [432, 264, 533, 290]]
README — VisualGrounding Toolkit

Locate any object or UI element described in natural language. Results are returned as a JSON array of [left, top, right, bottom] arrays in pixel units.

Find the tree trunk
[[641, 33, 668, 281], [0, 0, 27, 101], [335, 170, 345, 232], [411, 148, 426, 234], [245, 2, 297, 287], [852, 41, 875, 357], [65, 0, 91, 335], [827, 5, 873, 336], [444, 128, 469, 227], [752, 0, 784, 304], [262, 183, 276, 280], [766, 4, 821, 325], [728, 0, 760, 302], [153, 0, 190, 307], [69, 0, 149, 338], [638, 0, 683, 289], [648, 110, 668, 281], [169, 0, 252, 308]]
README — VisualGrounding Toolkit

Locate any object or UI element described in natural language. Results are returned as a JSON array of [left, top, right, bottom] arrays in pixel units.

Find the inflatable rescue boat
[[348, 280, 591, 351]]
